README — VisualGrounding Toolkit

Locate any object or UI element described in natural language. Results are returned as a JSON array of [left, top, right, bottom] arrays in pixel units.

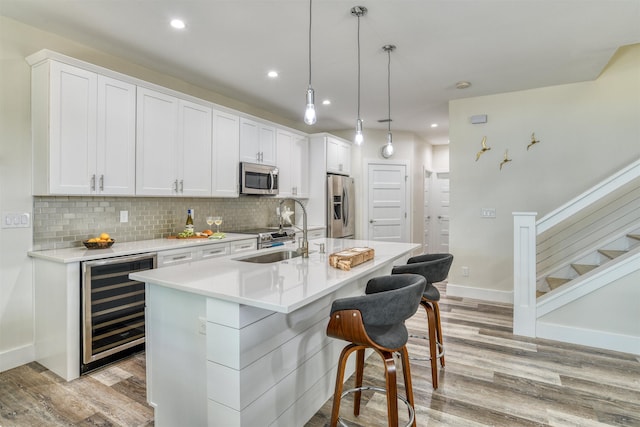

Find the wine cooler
[[81, 253, 157, 374]]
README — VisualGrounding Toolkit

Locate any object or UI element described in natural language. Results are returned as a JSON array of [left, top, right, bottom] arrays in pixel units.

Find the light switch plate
[[120, 210, 129, 223], [2, 212, 30, 228], [481, 208, 496, 218]]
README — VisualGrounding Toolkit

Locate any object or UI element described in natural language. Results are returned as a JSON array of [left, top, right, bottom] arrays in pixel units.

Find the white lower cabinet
[[157, 238, 256, 267]]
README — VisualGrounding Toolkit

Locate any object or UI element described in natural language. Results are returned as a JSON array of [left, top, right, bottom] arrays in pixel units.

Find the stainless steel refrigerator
[[327, 174, 355, 239]]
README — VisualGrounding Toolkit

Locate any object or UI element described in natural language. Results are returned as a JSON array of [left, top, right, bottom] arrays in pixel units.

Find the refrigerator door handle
[[342, 188, 349, 226]]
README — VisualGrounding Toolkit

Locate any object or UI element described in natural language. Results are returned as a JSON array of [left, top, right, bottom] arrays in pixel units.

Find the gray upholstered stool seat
[[327, 274, 426, 427], [392, 253, 454, 389]]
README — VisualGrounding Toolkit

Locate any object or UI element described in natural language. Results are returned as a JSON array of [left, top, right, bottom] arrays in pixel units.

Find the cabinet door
[[212, 110, 240, 197], [293, 135, 309, 197], [49, 61, 97, 194], [239, 117, 260, 163], [276, 130, 293, 197], [136, 87, 179, 196], [179, 100, 212, 197], [326, 137, 351, 175], [96, 75, 136, 195], [258, 124, 277, 165], [338, 139, 351, 176]]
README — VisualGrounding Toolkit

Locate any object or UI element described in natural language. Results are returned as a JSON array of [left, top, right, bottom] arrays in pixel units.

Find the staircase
[[537, 228, 640, 297], [512, 157, 640, 354]]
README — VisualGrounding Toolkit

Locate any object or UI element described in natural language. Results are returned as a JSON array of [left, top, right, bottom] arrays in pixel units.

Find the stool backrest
[[392, 253, 453, 284], [327, 274, 426, 350]]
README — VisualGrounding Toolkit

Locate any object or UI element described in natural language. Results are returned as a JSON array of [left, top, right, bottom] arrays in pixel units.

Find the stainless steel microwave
[[240, 162, 279, 195]]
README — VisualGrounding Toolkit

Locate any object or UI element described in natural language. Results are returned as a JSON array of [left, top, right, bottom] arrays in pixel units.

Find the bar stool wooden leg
[[381, 350, 399, 427], [432, 301, 445, 367], [421, 300, 439, 389], [399, 346, 417, 427], [354, 348, 365, 416], [330, 344, 358, 427]]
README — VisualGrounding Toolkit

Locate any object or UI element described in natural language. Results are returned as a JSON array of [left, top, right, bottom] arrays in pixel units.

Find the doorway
[[366, 161, 409, 242], [423, 169, 450, 253]]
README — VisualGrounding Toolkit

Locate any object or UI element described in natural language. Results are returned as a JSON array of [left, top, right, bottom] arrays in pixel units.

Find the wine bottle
[[185, 209, 194, 233]]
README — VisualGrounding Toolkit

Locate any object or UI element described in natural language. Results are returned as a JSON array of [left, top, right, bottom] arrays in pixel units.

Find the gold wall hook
[[475, 136, 491, 161], [499, 149, 512, 170], [527, 132, 540, 150]]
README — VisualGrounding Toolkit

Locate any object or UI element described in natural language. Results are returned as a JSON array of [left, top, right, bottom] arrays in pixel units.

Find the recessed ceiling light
[[170, 19, 186, 29], [322, 99, 331, 105], [430, 123, 438, 128], [267, 71, 278, 78], [455, 81, 471, 89]]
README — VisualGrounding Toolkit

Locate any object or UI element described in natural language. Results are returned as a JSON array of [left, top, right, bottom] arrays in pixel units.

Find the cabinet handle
[[99, 175, 104, 191], [339, 164, 343, 171], [180, 179, 184, 193], [260, 152, 264, 162], [256, 152, 260, 162], [173, 180, 179, 192], [91, 174, 96, 191], [171, 255, 188, 261]]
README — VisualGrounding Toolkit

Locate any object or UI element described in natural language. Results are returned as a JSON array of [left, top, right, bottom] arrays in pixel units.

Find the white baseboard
[[446, 283, 513, 304], [0, 344, 35, 373], [537, 321, 640, 356]]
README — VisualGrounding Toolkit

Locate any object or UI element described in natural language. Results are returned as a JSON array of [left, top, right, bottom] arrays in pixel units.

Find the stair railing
[[513, 157, 640, 337]]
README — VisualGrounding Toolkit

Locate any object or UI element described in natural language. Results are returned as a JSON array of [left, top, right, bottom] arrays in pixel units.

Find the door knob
[[369, 219, 375, 223]]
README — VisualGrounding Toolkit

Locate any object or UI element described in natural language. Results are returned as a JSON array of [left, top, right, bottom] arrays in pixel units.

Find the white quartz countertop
[[130, 238, 420, 313], [27, 233, 258, 263]]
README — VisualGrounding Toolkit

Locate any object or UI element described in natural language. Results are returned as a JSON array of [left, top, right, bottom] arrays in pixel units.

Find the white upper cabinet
[[276, 130, 309, 198], [240, 117, 276, 165], [31, 60, 135, 195], [326, 136, 351, 176], [136, 87, 212, 196], [212, 109, 240, 197]]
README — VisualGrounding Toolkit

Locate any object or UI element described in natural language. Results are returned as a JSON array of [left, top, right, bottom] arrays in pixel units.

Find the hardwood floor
[[1, 284, 639, 426]]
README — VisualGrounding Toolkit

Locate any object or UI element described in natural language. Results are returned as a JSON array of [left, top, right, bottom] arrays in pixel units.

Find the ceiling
[[2, 1, 639, 145]]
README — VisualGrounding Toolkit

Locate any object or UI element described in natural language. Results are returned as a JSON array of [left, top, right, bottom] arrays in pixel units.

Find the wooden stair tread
[[546, 277, 571, 289], [571, 264, 598, 275], [598, 249, 627, 259], [536, 290, 547, 298], [627, 234, 640, 241]]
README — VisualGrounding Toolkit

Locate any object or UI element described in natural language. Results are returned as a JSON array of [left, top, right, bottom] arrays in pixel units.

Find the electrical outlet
[[119, 210, 128, 223], [462, 266, 469, 277]]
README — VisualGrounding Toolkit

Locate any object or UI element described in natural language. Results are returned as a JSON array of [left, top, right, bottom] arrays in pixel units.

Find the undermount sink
[[237, 250, 302, 264]]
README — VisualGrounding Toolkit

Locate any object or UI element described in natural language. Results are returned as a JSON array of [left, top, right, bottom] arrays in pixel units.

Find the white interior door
[[367, 163, 408, 242], [424, 170, 450, 253]]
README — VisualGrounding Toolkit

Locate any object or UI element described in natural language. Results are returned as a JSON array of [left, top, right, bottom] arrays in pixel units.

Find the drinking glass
[[206, 216, 214, 228], [213, 216, 222, 233]]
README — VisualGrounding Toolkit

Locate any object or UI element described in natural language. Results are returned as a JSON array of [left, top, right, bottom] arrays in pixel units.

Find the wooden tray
[[329, 247, 375, 271]]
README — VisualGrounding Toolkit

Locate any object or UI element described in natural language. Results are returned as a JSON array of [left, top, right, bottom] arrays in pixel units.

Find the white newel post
[[512, 212, 537, 336]]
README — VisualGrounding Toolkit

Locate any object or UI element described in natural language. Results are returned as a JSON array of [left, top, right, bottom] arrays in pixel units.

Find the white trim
[[536, 322, 640, 356], [537, 157, 640, 234], [446, 283, 513, 304], [536, 250, 640, 317], [0, 344, 35, 373]]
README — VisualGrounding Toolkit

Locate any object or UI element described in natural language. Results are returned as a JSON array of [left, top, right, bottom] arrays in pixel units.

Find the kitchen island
[[130, 238, 420, 427]]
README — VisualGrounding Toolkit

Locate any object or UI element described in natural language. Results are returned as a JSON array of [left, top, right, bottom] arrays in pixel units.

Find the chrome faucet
[[279, 198, 308, 258]]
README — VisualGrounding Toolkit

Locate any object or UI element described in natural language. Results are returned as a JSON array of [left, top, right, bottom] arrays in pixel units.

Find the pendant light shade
[[381, 44, 396, 158], [351, 6, 367, 145], [303, 0, 317, 125]]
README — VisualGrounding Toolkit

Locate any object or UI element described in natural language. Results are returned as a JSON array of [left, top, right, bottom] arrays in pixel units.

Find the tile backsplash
[[33, 196, 295, 250]]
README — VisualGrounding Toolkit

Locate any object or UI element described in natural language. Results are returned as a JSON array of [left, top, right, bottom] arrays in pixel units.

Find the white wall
[[448, 44, 640, 297]]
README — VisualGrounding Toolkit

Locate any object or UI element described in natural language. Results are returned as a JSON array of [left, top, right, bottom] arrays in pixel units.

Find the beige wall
[[448, 44, 640, 294]]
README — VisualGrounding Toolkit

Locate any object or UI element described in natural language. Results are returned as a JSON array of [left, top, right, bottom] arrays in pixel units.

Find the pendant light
[[304, 0, 317, 125], [351, 6, 367, 145], [381, 44, 396, 158]]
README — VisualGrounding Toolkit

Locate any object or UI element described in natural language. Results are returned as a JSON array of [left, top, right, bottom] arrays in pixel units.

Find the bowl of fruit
[[83, 233, 115, 249]]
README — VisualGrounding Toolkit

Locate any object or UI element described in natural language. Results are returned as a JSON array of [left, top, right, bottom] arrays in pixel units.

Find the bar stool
[[327, 274, 426, 427], [392, 253, 454, 389]]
